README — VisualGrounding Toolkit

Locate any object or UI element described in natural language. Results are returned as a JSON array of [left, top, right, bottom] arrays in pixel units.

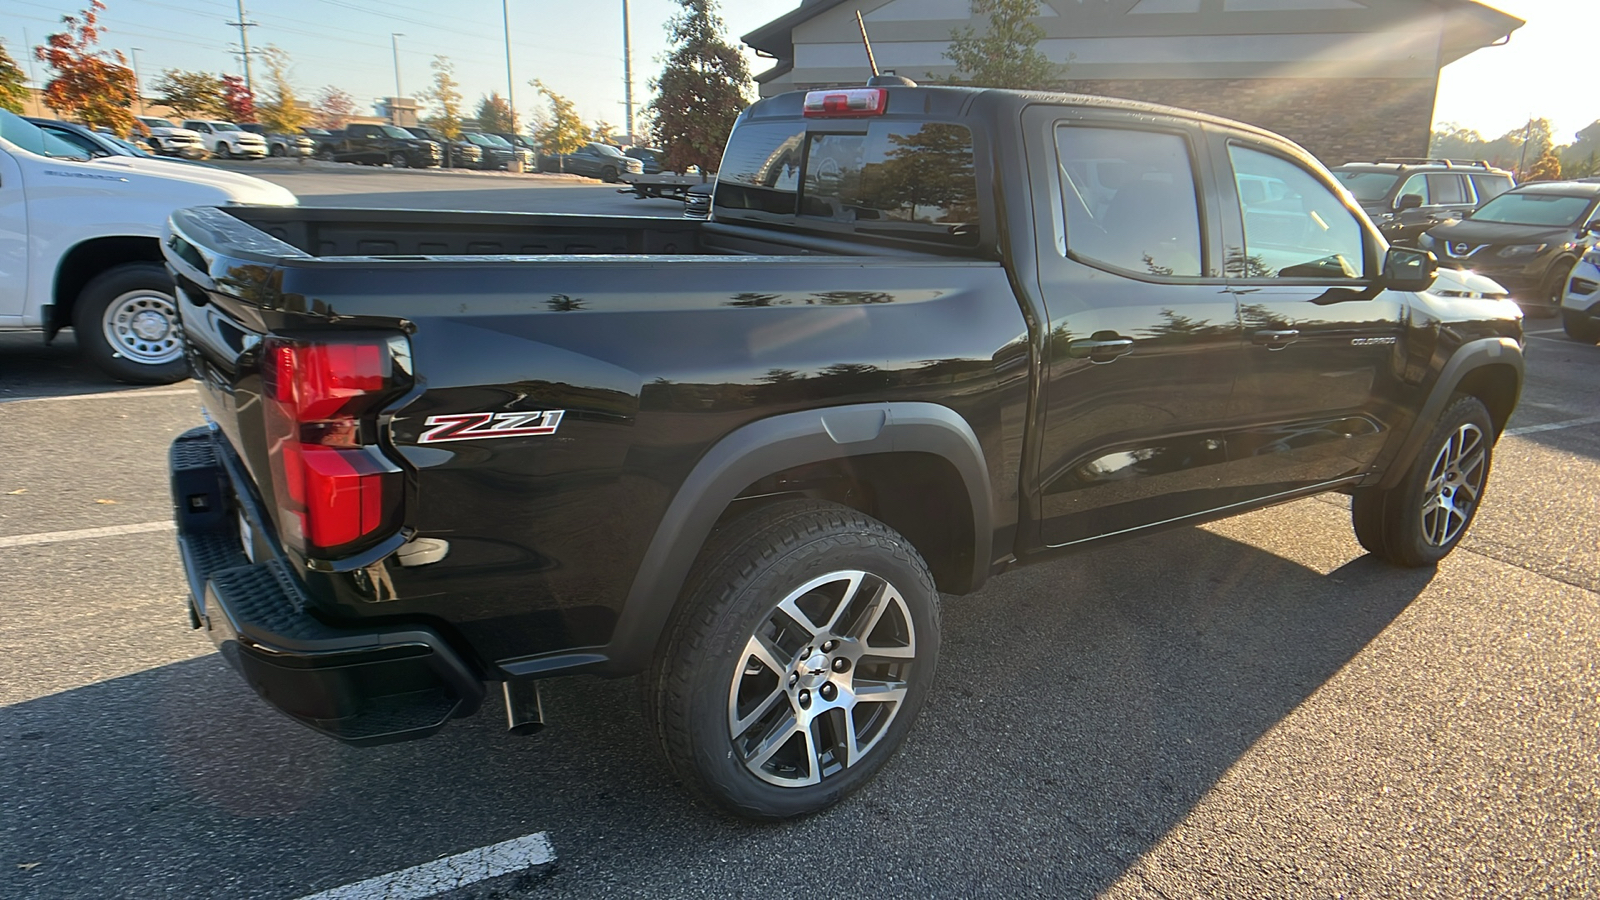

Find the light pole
[[622, 0, 634, 144], [390, 33, 405, 125], [502, 0, 516, 132], [130, 47, 145, 116]]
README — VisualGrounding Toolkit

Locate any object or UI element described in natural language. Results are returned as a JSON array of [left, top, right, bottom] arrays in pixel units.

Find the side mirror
[[1381, 246, 1438, 293], [1585, 221, 1600, 236], [1396, 194, 1424, 211]]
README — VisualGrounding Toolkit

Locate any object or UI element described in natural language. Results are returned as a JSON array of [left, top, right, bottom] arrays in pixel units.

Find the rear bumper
[[170, 426, 484, 746]]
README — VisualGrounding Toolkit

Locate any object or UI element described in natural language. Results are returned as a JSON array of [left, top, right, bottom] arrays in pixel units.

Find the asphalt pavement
[[1, 169, 1597, 899]]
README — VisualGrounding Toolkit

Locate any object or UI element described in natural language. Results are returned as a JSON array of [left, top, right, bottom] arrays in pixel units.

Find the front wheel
[[644, 500, 940, 820], [71, 262, 188, 385], [389, 151, 409, 168], [270, 143, 285, 157], [1563, 308, 1600, 344], [214, 142, 232, 159], [600, 165, 619, 183], [1352, 394, 1494, 567]]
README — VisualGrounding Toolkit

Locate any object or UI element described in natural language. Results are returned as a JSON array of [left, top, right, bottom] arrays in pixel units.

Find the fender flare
[[576, 402, 992, 677], [1377, 336, 1523, 490]]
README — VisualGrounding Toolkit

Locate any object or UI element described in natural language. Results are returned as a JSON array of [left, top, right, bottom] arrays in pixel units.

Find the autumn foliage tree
[[312, 85, 356, 130], [648, 0, 750, 176], [475, 92, 516, 134], [0, 40, 29, 114], [257, 47, 310, 133], [154, 69, 226, 119], [531, 80, 587, 169], [35, 0, 139, 135], [1525, 147, 1563, 182], [942, 0, 1064, 90], [221, 74, 255, 122], [419, 55, 463, 139]]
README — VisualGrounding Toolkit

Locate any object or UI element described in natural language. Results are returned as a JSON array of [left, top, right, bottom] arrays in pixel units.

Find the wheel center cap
[[798, 652, 830, 690], [130, 310, 169, 341]]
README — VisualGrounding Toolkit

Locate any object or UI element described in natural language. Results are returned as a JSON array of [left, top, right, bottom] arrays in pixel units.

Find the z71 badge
[[418, 410, 566, 444]]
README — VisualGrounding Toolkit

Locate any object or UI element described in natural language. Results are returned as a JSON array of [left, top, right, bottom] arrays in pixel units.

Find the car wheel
[[1528, 265, 1571, 318], [389, 151, 409, 168], [215, 142, 232, 159], [600, 165, 619, 183], [314, 147, 333, 161], [644, 499, 940, 821], [71, 262, 188, 385], [1562, 308, 1600, 344], [270, 143, 285, 157], [1352, 394, 1494, 567]]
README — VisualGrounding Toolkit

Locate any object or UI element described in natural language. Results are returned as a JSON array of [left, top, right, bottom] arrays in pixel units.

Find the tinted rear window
[[715, 120, 979, 247], [1331, 170, 1399, 203]]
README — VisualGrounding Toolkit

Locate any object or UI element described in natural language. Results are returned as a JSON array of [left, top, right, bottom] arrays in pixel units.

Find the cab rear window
[[715, 120, 979, 247]]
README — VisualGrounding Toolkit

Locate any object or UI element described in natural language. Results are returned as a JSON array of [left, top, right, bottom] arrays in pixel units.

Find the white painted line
[[0, 388, 195, 404], [0, 521, 175, 549], [294, 832, 556, 900], [1524, 328, 1564, 335], [1505, 414, 1600, 437]]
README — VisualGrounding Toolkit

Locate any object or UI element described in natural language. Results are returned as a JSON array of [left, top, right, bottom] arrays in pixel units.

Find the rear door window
[[1426, 173, 1469, 205], [1471, 174, 1513, 203], [1054, 125, 1204, 278]]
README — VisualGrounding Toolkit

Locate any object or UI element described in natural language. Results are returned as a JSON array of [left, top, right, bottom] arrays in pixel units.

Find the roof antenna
[[857, 9, 917, 87]]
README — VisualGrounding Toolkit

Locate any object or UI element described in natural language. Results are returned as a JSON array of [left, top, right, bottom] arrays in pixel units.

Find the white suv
[[182, 119, 268, 159], [135, 116, 206, 159], [0, 110, 295, 383]]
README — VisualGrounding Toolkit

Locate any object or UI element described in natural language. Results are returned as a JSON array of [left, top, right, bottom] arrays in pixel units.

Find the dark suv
[[1421, 181, 1600, 316], [1332, 159, 1515, 246], [403, 126, 482, 168]]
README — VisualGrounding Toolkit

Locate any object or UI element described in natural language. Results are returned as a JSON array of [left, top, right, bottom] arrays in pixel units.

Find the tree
[[592, 119, 615, 143], [418, 55, 463, 139], [153, 69, 226, 119], [256, 47, 310, 134], [220, 74, 255, 122], [0, 40, 29, 114], [476, 92, 515, 134], [1525, 146, 1562, 182], [941, 0, 1064, 91], [34, 1, 139, 135], [312, 85, 356, 130], [531, 80, 587, 168], [648, 0, 750, 176]]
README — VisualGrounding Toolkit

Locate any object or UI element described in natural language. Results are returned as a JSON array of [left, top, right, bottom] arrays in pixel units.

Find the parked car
[[162, 81, 1524, 821], [683, 180, 712, 218], [1420, 181, 1600, 316], [181, 119, 268, 159], [625, 146, 665, 174], [403, 126, 482, 168], [1559, 242, 1600, 342], [313, 123, 441, 168], [135, 115, 207, 159], [1332, 158, 1515, 246], [491, 132, 541, 158], [27, 118, 155, 160], [0, 109, 294, 383], [460, 132, 529, 170], [239, 124, 315, 158], [539, 141, 643, 181]]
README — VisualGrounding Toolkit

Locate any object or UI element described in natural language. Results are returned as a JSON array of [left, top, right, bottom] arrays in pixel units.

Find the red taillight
[[802, 88, 888, 118], [262, 336, 406, 557]]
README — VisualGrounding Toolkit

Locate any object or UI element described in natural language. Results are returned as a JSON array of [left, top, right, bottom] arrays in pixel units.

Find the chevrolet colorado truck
[[164, 81, 1524, 820]]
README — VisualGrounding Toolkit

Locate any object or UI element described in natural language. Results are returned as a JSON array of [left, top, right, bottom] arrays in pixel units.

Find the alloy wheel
[[1420, 422, 1487, 547], [728, 570, 916, 788]]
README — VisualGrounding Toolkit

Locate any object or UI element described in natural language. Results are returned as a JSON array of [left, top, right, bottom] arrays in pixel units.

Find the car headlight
[[1497, 244, 1547, 258]]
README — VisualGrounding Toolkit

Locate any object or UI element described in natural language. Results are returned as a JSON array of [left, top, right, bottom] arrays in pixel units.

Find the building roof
[[743, 0, 1525, 73]]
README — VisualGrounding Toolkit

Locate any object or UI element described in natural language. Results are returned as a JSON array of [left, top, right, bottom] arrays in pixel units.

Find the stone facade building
[[743, 0, 1522, 166]]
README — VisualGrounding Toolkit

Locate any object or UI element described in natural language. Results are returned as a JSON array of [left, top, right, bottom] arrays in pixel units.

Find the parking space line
[[0, 521, 174, 549], [294, 832, 556, 900], [1505, 414, 1600, 437], [1, 388, 195, 404]]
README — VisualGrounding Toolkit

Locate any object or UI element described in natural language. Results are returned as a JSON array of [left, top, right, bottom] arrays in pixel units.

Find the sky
[[0, 0, 1592, 143]]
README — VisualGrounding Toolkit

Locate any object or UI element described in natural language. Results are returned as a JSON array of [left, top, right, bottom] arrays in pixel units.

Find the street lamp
[[390, 33, 405, 125], [130, 47, 145, 116]]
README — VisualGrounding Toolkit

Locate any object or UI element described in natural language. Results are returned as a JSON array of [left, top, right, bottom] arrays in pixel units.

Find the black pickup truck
[[164, 82, 1524, 821], [312, 122, 441, 168]]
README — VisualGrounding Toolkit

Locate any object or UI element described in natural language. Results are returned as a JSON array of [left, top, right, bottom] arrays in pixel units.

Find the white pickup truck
[[0, 110, 296, 383]]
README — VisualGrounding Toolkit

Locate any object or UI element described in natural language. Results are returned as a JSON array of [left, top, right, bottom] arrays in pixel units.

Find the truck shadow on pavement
[[0, 525, 1434, 900]]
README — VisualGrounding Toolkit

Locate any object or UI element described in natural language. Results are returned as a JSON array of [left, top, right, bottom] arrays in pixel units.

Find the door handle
[[1067, 337, 1135, 362], [1252, 329, 1300, 349]]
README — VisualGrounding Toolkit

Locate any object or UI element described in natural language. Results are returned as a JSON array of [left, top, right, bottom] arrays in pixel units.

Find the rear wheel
[[644, 500, 940, 820], [1352, 394, 1494, 567], [1563, 308, 1600, 344], [72, 262, 187, 385]]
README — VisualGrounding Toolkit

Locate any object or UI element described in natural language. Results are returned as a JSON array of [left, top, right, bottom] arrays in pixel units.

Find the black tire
[[389, 151, 409, 168], [314, 147, 333, 161], [600, 165, 619, 183], [215, 142, 231, 160], [644, 500, 940, 821], [71, 262, 188, 385], [1352, 394, 1494, 567], [1527, 264, 1571, 318], [270, 143, 285, 157], [1562, 308, 1600, 344]]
